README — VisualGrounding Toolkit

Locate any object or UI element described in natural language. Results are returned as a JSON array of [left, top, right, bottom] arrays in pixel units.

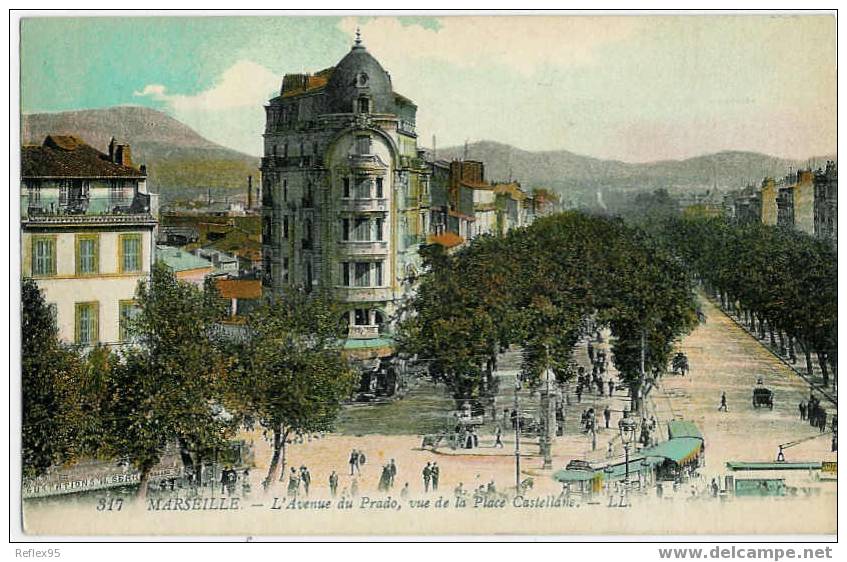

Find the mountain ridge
[[21, 107, 833, 204]]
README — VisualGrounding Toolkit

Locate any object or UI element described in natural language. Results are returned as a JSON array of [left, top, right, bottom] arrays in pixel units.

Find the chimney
[[108, 137, 117, 162], [247, 175, 253, 210], [115, 144, 133, 167]]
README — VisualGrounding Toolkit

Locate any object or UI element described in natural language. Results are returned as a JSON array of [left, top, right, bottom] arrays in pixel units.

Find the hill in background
[[22, 106, 259, 203], [22, 107, 832, 208]]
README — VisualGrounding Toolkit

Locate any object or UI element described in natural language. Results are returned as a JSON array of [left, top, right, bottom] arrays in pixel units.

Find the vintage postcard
[[13, 11, 837, 538]]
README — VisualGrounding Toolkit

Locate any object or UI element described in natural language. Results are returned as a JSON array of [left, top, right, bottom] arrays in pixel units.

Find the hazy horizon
[[20, 15, 835, 162]]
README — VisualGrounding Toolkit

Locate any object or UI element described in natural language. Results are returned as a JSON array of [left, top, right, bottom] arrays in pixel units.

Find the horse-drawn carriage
[[752, 387, 774, 409]]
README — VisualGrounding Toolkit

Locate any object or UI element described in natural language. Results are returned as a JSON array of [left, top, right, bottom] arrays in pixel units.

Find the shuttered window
[[31, 236, 56, 277], [75, 302, 99, 345], [119, 234, 142, 273], [75, 234, 99, 275]]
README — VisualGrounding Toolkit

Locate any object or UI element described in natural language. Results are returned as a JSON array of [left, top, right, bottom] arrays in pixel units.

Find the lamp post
[[604, 464, 614, 507], [618, 408, 638, 507]]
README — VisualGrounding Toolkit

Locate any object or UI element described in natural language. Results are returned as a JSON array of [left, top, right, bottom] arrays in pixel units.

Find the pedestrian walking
[[431, 463, 440, 491], [799, 401, 807, 421], [607, 441, 614, 458], [718, 392, 728, 412], [400, 482, 410, 498], [329, 471, 338, 497], [287, 467, 299, 498], [422, 462, 432, 492], [349, 449, 360, 475], [350, 478, 359, 497], [608, 379, 615, 397], [576, 386, 582, 403], [603, 406, 611, 429], [388, 459, 397, 488], [494, 424, 504, 448], [300, 466, 311, 496], [587, 342, 595, 363], [241, 469, 251, 497], [820, 412, 827, 433], [378, 465, 390, 492]]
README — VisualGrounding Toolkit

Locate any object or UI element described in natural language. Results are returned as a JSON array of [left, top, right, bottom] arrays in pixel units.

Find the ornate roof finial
[[354, 27, 362, 46]]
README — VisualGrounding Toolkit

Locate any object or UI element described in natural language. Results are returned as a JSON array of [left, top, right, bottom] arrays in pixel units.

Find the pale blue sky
[[20, 15, 836, 162]]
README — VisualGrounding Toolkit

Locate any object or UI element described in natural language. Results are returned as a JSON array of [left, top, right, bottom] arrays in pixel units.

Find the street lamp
[[604, 464, 614, 507], [618, 409, 638, 507]]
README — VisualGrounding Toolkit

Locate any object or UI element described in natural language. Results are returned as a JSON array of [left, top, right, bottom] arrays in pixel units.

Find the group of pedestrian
[[800, 396, 830, 433], [422, 462, 440, 492], [219, 466, 248, 496], [377, 459, 397, 491], [348, 449, 367, 475], [286, 465, 312, 498], [580, 408, 596, 433]]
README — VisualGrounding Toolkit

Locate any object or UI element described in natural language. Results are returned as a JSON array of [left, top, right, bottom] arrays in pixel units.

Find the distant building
[[21, 135, 157, 345], [728, 163, 836, 244], [493, 181, 527, 234], [814, 161, 837, 243], [156, 245, 214, 286], [215, 278, 263, 318]]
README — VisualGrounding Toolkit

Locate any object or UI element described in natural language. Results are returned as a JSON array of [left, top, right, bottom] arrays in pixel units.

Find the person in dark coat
[[608, 379, 615, 397], [388, 459, 397, 488], [422, 462, 432, 492], [329, 471, 339, 497], [431, 463, 440, 491], [799, 401, 807, 421], [604, 406, 612, 429], [349, 449, 359, 475]]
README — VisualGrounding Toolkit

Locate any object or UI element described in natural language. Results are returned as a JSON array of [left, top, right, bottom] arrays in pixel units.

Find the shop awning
[[667, 420, 704, 440], [726, 461, 822, 471], [641, 437, 704, 465], [552, 469, 598, 483]]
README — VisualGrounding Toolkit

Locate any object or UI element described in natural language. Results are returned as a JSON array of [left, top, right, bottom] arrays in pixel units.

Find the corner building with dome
[[261, 33, 431, 370]]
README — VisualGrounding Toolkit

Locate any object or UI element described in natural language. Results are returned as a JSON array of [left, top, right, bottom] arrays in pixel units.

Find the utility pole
[[514, 376, 521, 492]]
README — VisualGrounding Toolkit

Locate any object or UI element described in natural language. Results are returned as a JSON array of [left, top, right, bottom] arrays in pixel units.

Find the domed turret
[[325, 29, 395, 114]]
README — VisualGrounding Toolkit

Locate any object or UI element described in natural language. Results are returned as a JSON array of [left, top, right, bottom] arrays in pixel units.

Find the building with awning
[[553, 420, 705, 491]]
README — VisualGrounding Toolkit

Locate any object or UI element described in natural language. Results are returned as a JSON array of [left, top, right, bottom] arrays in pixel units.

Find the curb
[[705, 295, 837, 407]]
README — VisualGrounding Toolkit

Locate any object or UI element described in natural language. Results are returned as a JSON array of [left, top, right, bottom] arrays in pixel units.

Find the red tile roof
[[215, 279, 262, 300], [22, 135, 145, 178]]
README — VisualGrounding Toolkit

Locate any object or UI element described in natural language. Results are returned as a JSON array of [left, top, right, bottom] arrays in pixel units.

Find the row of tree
[[658, 215, 837, 388], [397, 211, 698, 412], [22, 264, 357, 493]]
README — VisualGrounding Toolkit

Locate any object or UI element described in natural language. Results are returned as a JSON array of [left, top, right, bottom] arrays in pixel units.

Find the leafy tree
[[101, 263, 232, 496], [21, 278, 83, 477], [226, 290, 357, 489]]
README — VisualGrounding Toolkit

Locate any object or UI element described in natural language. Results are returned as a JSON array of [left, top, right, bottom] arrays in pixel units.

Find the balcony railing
[[334, 286, 393, 303], [22, 193, 152, 220], [338, 240, 389, 255], [339, 197, 388, 212], [348, 154, 388, 170], [348, 325, 380, 339]]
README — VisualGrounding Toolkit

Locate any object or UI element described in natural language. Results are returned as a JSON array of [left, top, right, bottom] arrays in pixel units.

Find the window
[[119, 300, 138, 342], [376, 177, 384, 198], [354, 262, 370, 287], [341, 218, 350, 241], [283, 179, 288, 202], [75, 234, 99, 276], [31, 236, 56, 277], [119, 234, 142, 273], [354, 218, 370, 241], [283, 143, 289, 158], [283, 215, 290, 239], [342, 177, 351, 198], [356, 177, 371, 199], [356, 136, 371, 155], [47, 303, 58, 328], [374, 261, 384, 286], [75, 302, 99, 346], [354, 309, 369, 326], [375, 218, 384, 241], [283, 257, 290, 283], [342, 262, 351, 286], [358, 97, 371, 114]]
